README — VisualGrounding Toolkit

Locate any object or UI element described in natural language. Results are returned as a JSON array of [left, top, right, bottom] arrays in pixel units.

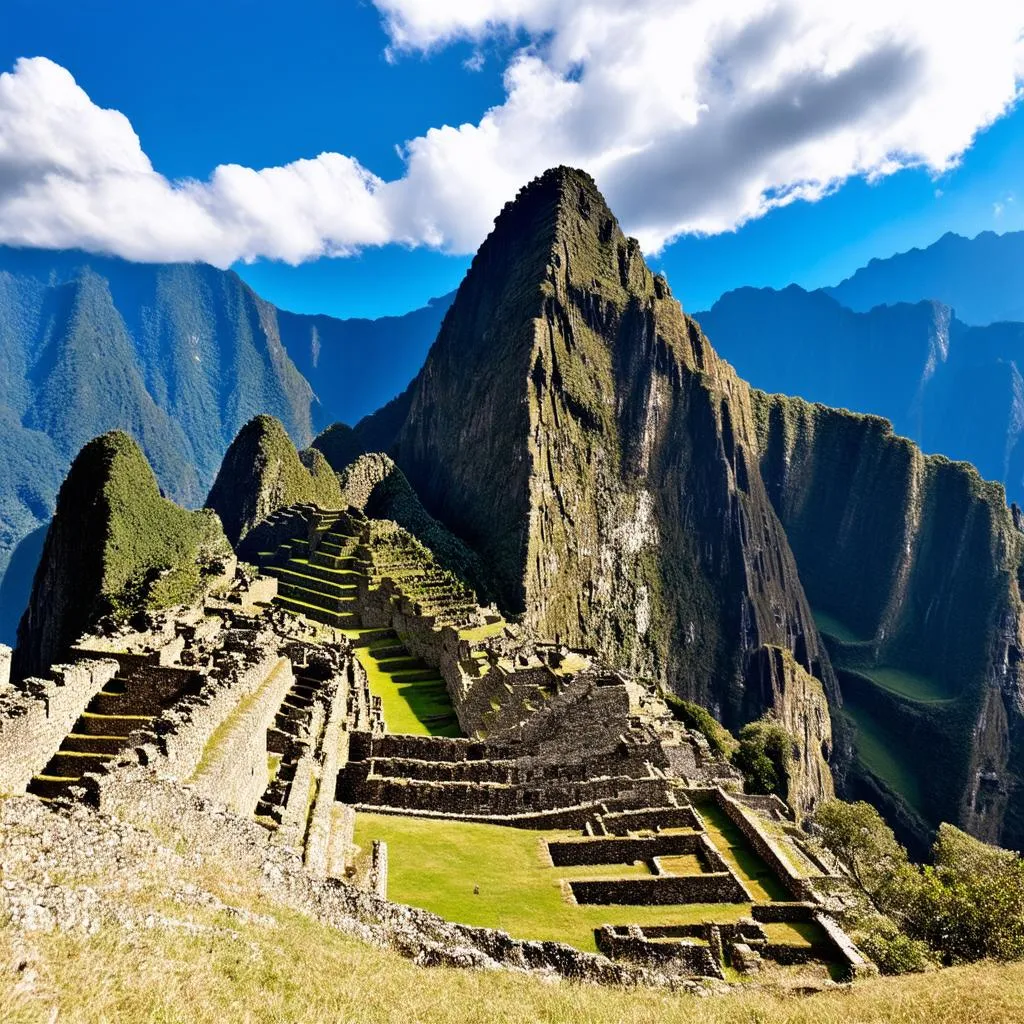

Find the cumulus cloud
[[1, 1, 1023, 265]]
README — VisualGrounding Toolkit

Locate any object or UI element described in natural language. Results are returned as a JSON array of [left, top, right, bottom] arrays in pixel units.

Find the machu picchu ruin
[[5, 164, 1024, 1014]]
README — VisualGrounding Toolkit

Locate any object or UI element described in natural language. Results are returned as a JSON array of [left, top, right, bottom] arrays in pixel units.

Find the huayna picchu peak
[[6, 166, 1024, 1016]]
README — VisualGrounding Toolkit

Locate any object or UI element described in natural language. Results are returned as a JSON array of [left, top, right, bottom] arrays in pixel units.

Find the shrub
[[663, 696, 737, 758], [732, 719, 795, 798]]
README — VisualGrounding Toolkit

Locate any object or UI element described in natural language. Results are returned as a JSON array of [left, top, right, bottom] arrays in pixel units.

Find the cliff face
[[205, 415, 342, 550], [359, 167, 836, 811], [752, 395, 1024, 852], [694, 287, 1024, 506], [14, 431, 231, 679]]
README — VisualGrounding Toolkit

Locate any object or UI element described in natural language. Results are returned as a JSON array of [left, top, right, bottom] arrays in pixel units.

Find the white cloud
[[1, 1, 1023, 266]]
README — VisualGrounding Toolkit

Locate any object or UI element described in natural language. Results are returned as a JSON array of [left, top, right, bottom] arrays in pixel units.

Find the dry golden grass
[[3, 895, 1024, 1024]]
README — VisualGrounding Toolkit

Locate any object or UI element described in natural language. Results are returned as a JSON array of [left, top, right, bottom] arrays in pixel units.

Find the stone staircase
[[27, 666, 200, 800], [257, 668, 329, 826], [260, 513, 364, 628]]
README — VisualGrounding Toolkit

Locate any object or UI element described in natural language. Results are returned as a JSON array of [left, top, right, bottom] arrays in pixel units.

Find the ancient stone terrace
[[0, 500, 871, 985]]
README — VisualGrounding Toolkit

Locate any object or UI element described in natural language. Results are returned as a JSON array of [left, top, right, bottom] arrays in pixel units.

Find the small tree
[[906, 824, 1024, 963], [733, 719, 794, 798], [813, 799, 910, 902]]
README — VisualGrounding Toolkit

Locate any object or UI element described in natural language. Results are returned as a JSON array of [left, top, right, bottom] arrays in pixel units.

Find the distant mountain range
[[1, 225, 1023, 645], [825, 229, 1024, 325], [0, 247, 450, 641]]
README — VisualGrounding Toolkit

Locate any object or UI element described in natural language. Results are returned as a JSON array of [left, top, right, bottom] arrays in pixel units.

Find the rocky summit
[[5, 168, 1024, 1015]]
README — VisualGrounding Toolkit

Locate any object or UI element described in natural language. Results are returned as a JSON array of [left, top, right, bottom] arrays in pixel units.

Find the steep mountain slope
[[13, 432, 231, 679], [826, 229, 1024, 325], [0, 249, 315, 639], [752, 397, 1024, 853], [205, 415, 342, 549], [277, 293, 454, 424], [355, 166, 836, 812], [695, 287, 1024, 504]]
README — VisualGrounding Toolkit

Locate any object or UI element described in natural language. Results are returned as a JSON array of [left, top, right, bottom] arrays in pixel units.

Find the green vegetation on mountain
[[0, 249, 323, 642], [814, 800, 1024, 970], [13, 431, 231, 678], [333, 451, 493, 600], [205, 415, 342, 547]]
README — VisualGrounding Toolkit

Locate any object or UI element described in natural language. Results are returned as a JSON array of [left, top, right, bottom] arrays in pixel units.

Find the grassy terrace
[[353, 813, 752, 953], [458, 619, 507, 643], [343, 630, 461, 737], [842, 699, 925, 814], [812, 609, 868, 644], [849, 666, 956, 703], [695, 803, 790, 902]]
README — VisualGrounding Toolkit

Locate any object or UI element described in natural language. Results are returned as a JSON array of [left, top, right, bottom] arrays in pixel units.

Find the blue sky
[[2, 0, 1024, 318]]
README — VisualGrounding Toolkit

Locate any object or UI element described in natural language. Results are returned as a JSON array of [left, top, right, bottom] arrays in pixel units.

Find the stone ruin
[[0, 501, 875, 985]]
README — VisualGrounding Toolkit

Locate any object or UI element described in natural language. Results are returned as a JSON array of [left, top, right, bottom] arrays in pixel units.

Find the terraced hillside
[[257, 511, 466, 737]]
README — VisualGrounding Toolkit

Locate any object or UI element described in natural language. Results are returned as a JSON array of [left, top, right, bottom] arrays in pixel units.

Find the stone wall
[[570, 872, 750, 905], [601, 806, 701, 834], [702, 789, 814, 901], [596, 926, 723, 979], [305, 674, 353, 878], [188, 657, 296, 815], [91, 767, 713, 989], [0, 659, 119, 793], [145, 652, 286, 779], [548, 832, 706, 867]]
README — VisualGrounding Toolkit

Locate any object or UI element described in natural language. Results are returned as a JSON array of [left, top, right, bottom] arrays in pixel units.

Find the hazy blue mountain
[[825, 229, 1024, 325], [695, 286, 1024, 504], [0, 247, 451, 643], [278, 293, 454, 425]]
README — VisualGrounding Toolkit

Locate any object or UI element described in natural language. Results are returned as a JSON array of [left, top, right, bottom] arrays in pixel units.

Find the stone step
[[270, 566, 357, 599], [90, 689, 163, 717], [27, 775, 82, 800], [390, 669, 446, 684], [275, 559, 360, 587], [43, 750, 113, 779], [273, 595, 361, 628], [311, 551, 356, 571], [62, 734, 129, 755], [368, 643, 407, 659], [374, 656, 424, 673], [276, 580, 356, 613], [351, 629, 397, 648], [76, 712, 154, 737]]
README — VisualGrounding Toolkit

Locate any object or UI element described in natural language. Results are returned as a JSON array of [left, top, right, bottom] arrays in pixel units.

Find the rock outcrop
[[13, 431, 231, 679], [355, 167, 836, 811], [206, 415, 343, 548]]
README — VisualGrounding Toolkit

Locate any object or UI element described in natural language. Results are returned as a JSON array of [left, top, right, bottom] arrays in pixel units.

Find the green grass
[[696, 804, 790, 902], [458, 620, 507, 642], [762, 921, 828, 947], [353, 813, 753, 953], [842, 700, 925, 814], [811, 609, 868, 644], [852, 666, 956, 703], [347, 631, 461, 737]]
